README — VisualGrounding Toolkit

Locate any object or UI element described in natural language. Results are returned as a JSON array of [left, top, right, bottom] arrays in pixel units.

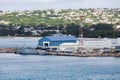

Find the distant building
[[0, 20, 9, 25], [24, 27, 33, 32], [38, 36, 120, 52], [114, 25, 120, 30], [83, 38, 112, 48], [59, 38, 119, 52], [38, 36, 77, 49], [59, 42, 79, 51]]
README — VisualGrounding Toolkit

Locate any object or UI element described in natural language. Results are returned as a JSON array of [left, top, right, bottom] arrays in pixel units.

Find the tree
[[65, 23, 79, 37], [84, 23, 120, 38]]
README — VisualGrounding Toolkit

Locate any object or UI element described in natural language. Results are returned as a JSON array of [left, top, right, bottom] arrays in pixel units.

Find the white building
[[59, 42, 79, 51], [83, 38, 112, 48], [117, 38, 120, 44], [59, 38, 120, 51]]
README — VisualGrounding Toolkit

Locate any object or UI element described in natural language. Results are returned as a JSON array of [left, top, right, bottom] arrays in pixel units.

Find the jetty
[[0, 48, 120, 57], [46, 51, 120, 57], [0, 48, 15, 53]]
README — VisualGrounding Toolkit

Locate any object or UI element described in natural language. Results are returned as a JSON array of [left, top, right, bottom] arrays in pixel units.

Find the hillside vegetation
[[0, 8, 120, 27], [0, 8, 120, 37]]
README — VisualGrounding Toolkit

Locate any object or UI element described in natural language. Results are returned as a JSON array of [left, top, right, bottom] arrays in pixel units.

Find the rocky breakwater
[[0, 48, 16, 53], [47, 51, 120, 57]]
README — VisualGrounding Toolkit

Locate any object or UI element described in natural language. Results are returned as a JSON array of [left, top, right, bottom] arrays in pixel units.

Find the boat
[[15, 47, 48, 55], [37, 49, 48, 55], [15, 47, 38, 55]]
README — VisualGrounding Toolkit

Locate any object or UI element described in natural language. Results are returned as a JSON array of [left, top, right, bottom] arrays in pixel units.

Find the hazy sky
[[0, 0, 120, 11]]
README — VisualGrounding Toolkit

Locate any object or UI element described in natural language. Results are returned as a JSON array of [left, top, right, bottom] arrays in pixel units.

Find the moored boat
[[15, 47, 38, 55], [15, 47, 48, 55]]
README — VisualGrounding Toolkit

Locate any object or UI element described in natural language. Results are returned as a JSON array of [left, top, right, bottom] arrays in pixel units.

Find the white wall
[[59, 38, 113, 51], [83, 38, 111, 48], [117, 38, 120, 44]]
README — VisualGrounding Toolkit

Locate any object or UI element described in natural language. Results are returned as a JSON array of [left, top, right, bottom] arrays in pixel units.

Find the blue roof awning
[[46, 36, 76, 41]]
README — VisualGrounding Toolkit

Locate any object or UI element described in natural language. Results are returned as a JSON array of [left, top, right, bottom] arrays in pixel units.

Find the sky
[[0, 0, 120, 11]]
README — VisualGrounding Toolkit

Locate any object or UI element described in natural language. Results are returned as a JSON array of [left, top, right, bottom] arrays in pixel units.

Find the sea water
[[0, 54, 120, 80], [0, 37, 40, 48]]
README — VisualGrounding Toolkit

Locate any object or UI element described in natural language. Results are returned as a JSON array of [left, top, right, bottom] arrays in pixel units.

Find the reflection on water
[[0, 54, 120, 80]]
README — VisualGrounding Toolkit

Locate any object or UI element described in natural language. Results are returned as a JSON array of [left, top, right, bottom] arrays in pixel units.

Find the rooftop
[[46, 36, 76, 41]]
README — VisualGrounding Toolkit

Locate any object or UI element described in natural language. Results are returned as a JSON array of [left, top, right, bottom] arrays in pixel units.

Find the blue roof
[[46, 36, 76, 41]]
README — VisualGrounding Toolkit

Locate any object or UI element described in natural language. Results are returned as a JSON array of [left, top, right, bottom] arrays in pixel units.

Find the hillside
[[0, 8, 120, 37], [0, 8, 120, 27]]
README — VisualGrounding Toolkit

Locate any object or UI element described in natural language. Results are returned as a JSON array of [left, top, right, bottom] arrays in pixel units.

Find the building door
[[43, 42, 50, 47]]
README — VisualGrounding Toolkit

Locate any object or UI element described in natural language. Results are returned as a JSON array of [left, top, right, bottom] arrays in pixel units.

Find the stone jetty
[[46, 51, 120, 57], [0, 48, 15, 53], [0, 48, 120, 57]]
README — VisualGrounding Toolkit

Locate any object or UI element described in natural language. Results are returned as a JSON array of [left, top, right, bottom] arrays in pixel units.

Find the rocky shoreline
[[0, 48, 120, 57], [47, 51, 120, 57], [0, 48, 16, 53]]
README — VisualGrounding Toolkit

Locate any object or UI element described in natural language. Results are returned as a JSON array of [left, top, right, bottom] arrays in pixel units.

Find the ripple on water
[[0, 54, 120, 80]]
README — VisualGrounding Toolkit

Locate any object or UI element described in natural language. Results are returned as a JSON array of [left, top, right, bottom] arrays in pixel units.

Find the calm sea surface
[[0, 37, 40, 48], [0, 54, 120, 80]]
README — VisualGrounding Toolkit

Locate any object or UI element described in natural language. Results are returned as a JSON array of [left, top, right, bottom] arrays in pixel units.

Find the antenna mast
[[79, 15, 84, 54]]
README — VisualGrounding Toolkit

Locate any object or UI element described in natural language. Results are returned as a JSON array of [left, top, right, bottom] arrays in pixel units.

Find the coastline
[[0, 48, 16, 53], [0, 48, 120, 57], [47, 51, 120, 57]]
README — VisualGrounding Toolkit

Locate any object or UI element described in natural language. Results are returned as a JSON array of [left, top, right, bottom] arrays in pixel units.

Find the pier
[[0, 48, 120, 57], [46, 51, 120, 57]]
